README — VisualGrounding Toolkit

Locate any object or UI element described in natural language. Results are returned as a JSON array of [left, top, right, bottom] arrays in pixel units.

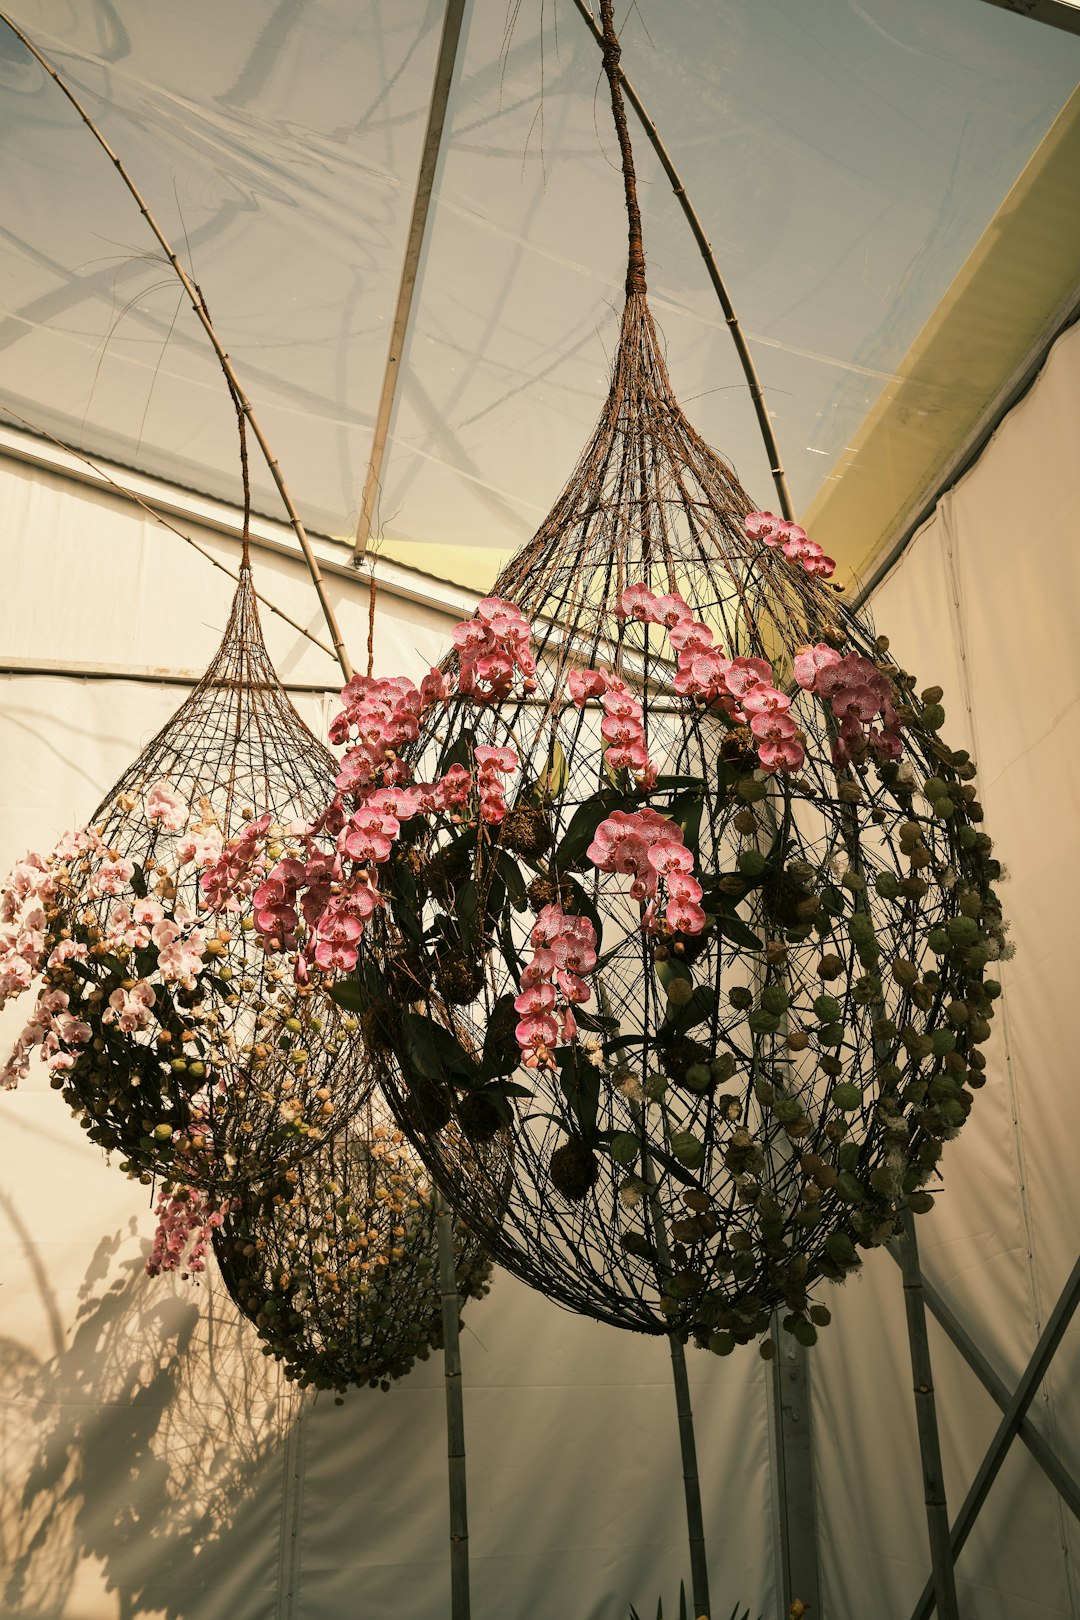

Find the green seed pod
[[669, 1130, 707, 1171], [813, 994, 842, 1023], [738, 849, 767, 878], [947, 915, 980, 947], [825, 1230, 857, 1266], [835, 1171, 865, 1205], [831, 1083, 862, 1112], [760, 984, 790, 1015]]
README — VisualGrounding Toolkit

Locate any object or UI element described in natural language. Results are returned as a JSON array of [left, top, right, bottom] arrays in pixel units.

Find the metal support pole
[[435, 1187, 471, 1620], [769, 1328, 822, 1617], [909, 1251, 1080, 1620], [886, 1244, 1080, 1520], [354, 0, 469, 560], [898, 1213, 960, 1620]]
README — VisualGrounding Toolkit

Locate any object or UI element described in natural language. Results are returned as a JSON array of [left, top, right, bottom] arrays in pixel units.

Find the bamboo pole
[[435, 1186, 471, 1620], [897, 1211, 960, 1620], [668, 1333, 711, 1620], [635, 1103, 711, 1620], [572, 0, 795, 524], [0, 13, 354, 684]]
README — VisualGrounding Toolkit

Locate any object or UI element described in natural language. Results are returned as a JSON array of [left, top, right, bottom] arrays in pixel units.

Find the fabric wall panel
[[293, 1275, 775, 1619], [812, 321, 1080, 1619]]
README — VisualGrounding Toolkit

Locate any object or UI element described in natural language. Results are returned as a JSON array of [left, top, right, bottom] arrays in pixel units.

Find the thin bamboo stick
[[435, 1186, 471, 1620], [897, 1211, 960, 1620], [0, 13, 354, 684]]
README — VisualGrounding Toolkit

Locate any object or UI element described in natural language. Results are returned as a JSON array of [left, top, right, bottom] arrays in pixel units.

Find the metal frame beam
[[909, 1253, 1080, 1619], [886, 1245, 1080, 1519], [976, 0, 1080, 35], [353, 0, 469, 561]]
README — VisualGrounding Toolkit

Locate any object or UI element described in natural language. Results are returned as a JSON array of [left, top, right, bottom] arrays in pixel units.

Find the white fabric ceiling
[[1, 0, 1078, 578]]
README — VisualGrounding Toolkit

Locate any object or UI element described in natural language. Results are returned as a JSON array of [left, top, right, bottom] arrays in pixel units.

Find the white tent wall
[[811, 317, 1080, 1620], [0, 455, 774, 1620]]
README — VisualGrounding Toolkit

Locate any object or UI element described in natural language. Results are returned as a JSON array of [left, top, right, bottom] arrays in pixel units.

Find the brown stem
[[573, 0, 795, 522], [597, 0, 647, 295], [0, 13, 354, 682]]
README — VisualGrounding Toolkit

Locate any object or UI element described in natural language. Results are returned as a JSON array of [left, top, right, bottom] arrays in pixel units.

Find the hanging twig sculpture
[[335, 1, 1008, 1346], [214, 1088, 496, 1395], [194, 0, 1008, 1363], [0, 558, 370, 1213]]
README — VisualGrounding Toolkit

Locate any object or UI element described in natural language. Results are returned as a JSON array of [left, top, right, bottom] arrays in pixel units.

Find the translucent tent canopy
[[1, 0, 1078, 591]]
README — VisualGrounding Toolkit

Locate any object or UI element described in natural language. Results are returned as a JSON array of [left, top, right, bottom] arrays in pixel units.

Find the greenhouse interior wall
[[1, 317, 1078, 1620]]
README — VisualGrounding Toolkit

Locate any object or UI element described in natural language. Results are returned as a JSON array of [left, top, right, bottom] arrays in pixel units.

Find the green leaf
[[557, 1045, 600, 1144], [440, 726, 477, 773], [496, 851, 528, 910], [714, 912, 763, 951], [820, 884, 847, 918], [534, 739, 568, 800], [328, 980, 367, 1013], [651, 774, 706, 792], [481, 993, 520, 1079], [389, 856, 423, 942], [573, 1007, 620, 1034], [401, 1011, 475, 1083], [669, 984, 714, 1034], [554, 791, 622, 867], [558, 873, 603, 951], [456, 878, 479, 950], [655, 958, 692, 990], [668, 792, 703, 853]]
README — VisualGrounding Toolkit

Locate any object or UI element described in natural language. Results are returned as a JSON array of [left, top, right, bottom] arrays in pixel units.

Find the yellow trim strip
[[804, 86, 1080, 587]]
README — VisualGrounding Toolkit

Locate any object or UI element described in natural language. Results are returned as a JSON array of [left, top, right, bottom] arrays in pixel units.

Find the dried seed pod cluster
[[214, 1096, 498, 1393]]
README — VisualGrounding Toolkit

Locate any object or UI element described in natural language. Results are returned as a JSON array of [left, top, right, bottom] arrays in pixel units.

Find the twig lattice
[[51, 570, 369, 1192], [359, 293, 1004, 1345]]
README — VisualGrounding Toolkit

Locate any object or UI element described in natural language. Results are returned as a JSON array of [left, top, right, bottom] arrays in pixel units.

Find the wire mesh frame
[[49, 569, 371, 1193], [354, 290, 1005, 1344], [213, 1084, 501, 1395]]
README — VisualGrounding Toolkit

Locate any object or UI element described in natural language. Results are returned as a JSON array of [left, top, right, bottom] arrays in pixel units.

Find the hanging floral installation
[[0, 570, 370, 1233], [202, 542, 1007, 1354], [190, 0, 1010, 1360], [213, 1088, 498, 1395]]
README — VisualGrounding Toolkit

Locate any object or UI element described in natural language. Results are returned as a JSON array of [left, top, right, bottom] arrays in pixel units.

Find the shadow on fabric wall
[[1, 1218, 299, 1619]]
